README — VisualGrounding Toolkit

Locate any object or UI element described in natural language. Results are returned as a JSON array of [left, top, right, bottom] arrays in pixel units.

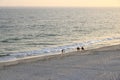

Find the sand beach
[[0, 44, 120, 80]]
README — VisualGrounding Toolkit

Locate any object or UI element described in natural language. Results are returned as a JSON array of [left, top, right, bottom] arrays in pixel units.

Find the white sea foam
[[0, 37, 120, 62]]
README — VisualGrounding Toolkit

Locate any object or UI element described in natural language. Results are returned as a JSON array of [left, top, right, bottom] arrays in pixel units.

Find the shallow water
[[0, 7, 120, 61]]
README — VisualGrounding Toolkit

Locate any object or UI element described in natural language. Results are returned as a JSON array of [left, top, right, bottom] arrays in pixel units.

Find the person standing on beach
[[81, 46, 84, 50], [77, 47, 80, 51], [61, 49, 65, 54]]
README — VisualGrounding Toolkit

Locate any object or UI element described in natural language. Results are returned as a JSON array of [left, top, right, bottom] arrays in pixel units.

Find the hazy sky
[[0, 0, 120, 7]]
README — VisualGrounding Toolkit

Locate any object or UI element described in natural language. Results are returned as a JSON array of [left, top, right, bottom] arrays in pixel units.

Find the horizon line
[[0, 6, 120, 8]]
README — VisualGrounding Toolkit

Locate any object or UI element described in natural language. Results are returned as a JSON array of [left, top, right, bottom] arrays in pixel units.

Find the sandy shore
[[0, 44, 120, 80]]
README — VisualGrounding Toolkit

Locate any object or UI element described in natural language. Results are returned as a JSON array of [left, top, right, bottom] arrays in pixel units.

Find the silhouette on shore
[[77, 47, 80, 51], [61, 49, 65, 54], [76, 46, 85, 51], [81, 46, 85, 50], [61, 46, 85, 55]]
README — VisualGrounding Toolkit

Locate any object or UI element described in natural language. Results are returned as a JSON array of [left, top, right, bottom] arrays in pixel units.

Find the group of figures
[[76, 46, 84, 51], [61, 46, 85, 54]]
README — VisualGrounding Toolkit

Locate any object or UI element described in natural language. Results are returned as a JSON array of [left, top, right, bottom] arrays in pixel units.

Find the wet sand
[[0, 44, 120, 80]]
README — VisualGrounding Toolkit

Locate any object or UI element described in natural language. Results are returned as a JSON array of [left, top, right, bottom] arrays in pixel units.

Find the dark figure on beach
[[61, 49, 65, 54], [81, 47, 85, 50], [77, 47, 80, 51]]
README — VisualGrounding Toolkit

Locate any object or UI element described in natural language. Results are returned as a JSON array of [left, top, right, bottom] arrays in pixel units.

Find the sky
[[0, 0, 120, 7]]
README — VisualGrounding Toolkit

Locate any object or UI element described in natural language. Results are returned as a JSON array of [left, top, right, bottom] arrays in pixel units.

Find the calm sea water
[[0, 7, 120, 61]]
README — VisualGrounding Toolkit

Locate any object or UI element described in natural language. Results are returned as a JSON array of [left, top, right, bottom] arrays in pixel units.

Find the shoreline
[[0, 44, 120, 67], [0, 44, 120, 80], [0, 36, 119, 64]]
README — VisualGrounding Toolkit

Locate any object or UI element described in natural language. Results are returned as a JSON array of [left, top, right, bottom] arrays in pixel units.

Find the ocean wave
[[1, 38, 21, 43], [0, 37, 120, 62], [0, 36, 33, 43], [26, 42, 57, 45]]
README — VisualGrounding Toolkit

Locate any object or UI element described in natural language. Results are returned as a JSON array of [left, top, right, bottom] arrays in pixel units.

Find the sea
[[0, 7, 120, 62]]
